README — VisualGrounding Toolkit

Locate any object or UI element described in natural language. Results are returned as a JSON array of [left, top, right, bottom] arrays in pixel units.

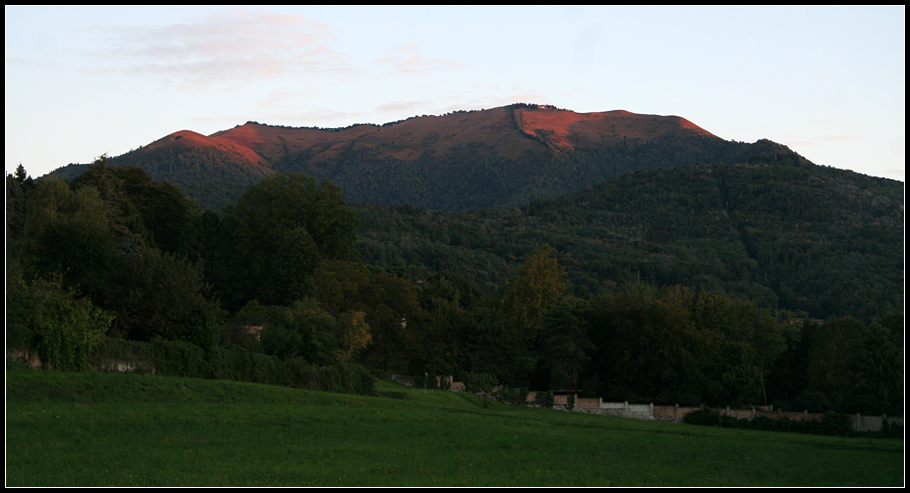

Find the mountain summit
[[50, 104, 804, 211]]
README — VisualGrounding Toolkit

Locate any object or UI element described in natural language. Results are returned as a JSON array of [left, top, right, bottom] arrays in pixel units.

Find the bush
[[8, 277, 114, 371], [683, 408, 855, 437], [87, 335, 375, 396], [495, 386, 529, 406], [152, 339, 206, 378], [535, 391, 555, 409]]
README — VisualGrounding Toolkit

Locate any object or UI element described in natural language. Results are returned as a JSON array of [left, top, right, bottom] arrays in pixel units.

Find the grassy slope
[[5, 368, 904, 487]]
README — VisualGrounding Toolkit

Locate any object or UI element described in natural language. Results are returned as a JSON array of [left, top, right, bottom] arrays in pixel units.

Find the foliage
[[69, 158, 203, 254], [534, 391, 555, 409], [495, 385, 530, 406], [213, 173, 360, 309], [102, 246, 224, 346], [503, 243, 568, 341], [8, 153, 902, 418], [681, 408, 856, 438], [464, 371, 498, 407], [541, 295, 594, 392], [333, 310, 372, 362], [588, 284, 713, 404], [7, 276, 114, 371], [353, 159, 902, 324]]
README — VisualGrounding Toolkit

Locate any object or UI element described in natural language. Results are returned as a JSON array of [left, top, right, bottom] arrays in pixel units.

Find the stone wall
[[653, 404, 703, 422]]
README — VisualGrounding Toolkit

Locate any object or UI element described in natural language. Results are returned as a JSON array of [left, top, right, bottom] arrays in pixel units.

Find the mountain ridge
[[47, 103, 810, 211]]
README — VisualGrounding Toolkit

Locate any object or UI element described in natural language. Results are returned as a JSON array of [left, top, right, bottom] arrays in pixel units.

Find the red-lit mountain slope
[[50, 104, 805, 211]]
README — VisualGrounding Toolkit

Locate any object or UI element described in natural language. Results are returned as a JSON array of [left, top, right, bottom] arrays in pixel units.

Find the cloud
[[375, 100, 433, 115], [375, 43, 466, 75], [786, 135, 861, 148], [815, 135, 861, 143], [96, 10, 358, 87], [5, 57, 44, 69]]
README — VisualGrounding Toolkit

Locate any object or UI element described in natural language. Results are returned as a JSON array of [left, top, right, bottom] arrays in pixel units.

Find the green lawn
[[5, 367, 904, 486]]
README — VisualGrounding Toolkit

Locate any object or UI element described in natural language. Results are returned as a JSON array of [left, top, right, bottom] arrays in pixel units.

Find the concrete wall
[[853, 414, 903, 432], [515, 391, 899, 432]]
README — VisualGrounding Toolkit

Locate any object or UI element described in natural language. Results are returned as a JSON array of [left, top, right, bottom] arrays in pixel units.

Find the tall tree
[[588, 284, 712, 404], [845, 322, 903, 415], [542, 295, 595, 392], [21, 178, 118, 294], [806, 316, 868, 410], [357, 270, 426, 373], [217, 174, 359, 308], [503, 243, 567, 342]]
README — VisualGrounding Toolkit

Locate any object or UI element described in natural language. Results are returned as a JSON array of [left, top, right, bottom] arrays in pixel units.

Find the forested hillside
[[45, 104, 805, 212], [7, 158, 903, 415], [354, 156, 904, 324]]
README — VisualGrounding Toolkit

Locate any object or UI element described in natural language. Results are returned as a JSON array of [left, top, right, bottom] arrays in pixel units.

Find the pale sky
[[5, 5, 905, 182]]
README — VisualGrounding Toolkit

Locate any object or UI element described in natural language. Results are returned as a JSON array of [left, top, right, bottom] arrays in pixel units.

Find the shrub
[[9, 277, 114, 371], [535, 391, 555, 409], [151, 339, 206, 378], [495, 386, 529, 406], [683, 408, 856, 437]]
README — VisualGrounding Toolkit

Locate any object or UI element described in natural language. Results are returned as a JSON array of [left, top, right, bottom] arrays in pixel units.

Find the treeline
[[6, 162, 374, 393], [5, 161, 903, 415]]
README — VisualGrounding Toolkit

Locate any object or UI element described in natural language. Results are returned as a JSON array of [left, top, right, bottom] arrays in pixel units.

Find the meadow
[[5, 367, 904, 487]]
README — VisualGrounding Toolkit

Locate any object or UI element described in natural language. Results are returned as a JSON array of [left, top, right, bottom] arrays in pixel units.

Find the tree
[[844, 323, 903, 414], [691, 290, 785, 406], [6, 165, 34, 242], [311, 260, 371, 316], [457, 297, 534, 386], [269, 226, 321, 305], [588, 284, 711, 404], [542, 296, 595, 392], [806, 316, 867, 410], [357, 270, 427, 373], [503, 243, 567, 342], [259, 299, 338, 365], [333, 310, 372, 362], [100, 246, 223, 348], [21, 178, 119, 293], [70, 158, 199, 254], [217, 174, 360, 308]]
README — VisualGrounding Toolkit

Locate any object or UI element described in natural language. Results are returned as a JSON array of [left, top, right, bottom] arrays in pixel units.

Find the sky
[[5, 5, 905, 181]]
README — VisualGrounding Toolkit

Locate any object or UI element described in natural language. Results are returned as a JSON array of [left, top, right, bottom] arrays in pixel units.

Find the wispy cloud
[[815, 135, 861, 143], [375, 43, 466, 75], [375, 100, 434, 115], [787, 134, 863, 149], [95, 10, 358, 88]]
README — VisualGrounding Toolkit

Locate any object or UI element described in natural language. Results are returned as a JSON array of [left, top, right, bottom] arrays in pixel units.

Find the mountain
[[353, 157, 904, 323], [47, 103, 807, 211]]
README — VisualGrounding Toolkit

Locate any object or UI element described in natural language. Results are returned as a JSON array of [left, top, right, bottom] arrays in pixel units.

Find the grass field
[[5, 367, 904, 486]]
